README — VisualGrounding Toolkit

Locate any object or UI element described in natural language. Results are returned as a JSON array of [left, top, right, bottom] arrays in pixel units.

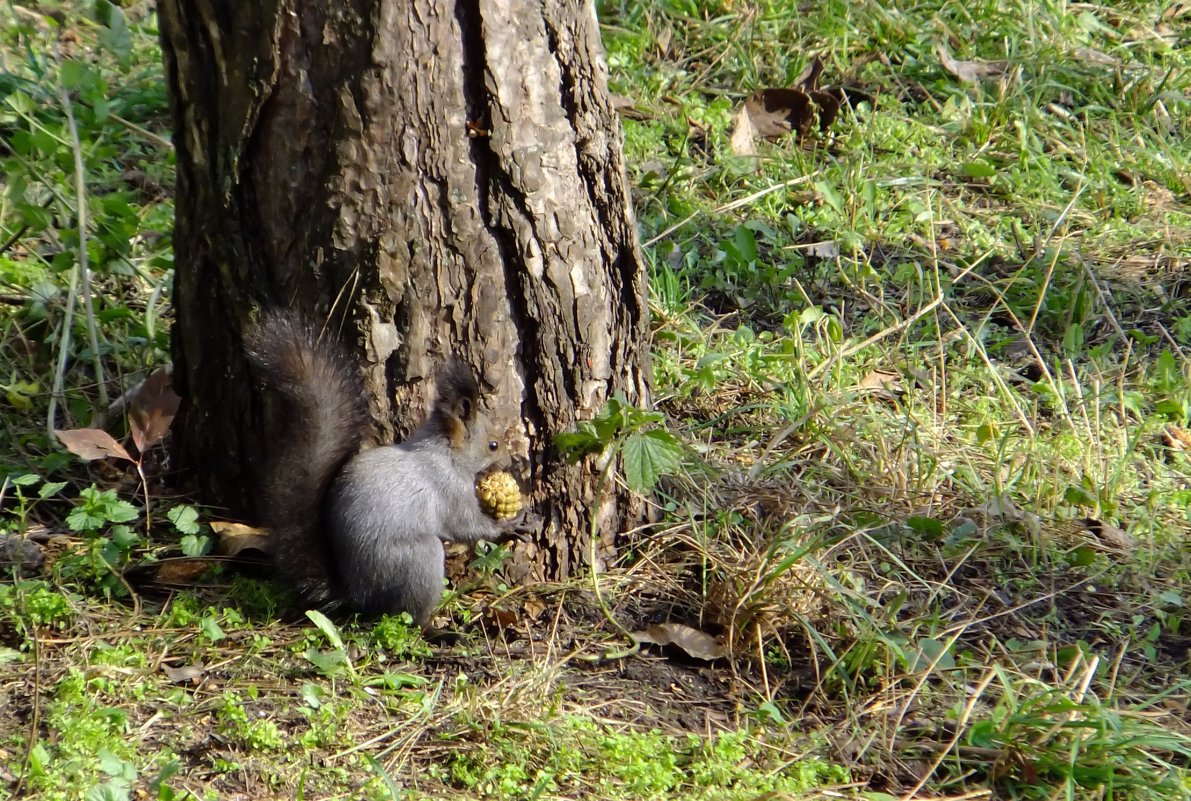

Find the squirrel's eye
[[488, 441, 499, 452]]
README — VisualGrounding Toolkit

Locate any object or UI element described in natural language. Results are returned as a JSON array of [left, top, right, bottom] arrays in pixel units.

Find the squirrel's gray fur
[[245, 309, 510, 626]]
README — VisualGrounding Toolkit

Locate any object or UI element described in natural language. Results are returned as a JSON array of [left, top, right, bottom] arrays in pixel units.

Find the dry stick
[[641, 173, 820, 249], [60, 82, 106, 407], [14, 633, 43, 796], [47, 249, 82, 435], [109, 112, 173, 151]]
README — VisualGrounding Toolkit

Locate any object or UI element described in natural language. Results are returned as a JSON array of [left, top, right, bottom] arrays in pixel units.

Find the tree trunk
[[157, 0, 649, 580]]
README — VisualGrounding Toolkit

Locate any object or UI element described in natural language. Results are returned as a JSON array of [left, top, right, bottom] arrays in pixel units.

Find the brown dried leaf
[[731, 87, 834, 155], [974, 497, 1042, 538], [486, 606, 519, 629], [128, 367, 181, 454], [1162, 2, 1190, 21], [746, 89, 815, 138], [655, 25, 673, 56], [1077, 518, 1135, 552], [937, 43, 1008, 84], [793, 57, 824, 92], [610, 93, 651, 121], [1163, 424, 1191, 452], [142, 558, 223, 584], [522, 595, 548, 621], [1073, 47, 1121, 68], [809, 89, 842, 131], [858, 369, 903, 391], [729, 104, 759, 156], [211, 521, 271, 556], [162, 663, 206, 684], [631, 623, 727, 661], [54, 428, 133, 463]]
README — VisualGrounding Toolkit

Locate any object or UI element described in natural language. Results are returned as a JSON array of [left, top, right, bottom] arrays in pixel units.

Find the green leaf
[[179, 534, 212, 557], [1067, 545, 1098, 567], [39, 481, 67, 498], [1063, 485, 1096, 508], [814, 180, 845, 214], [109, 525, 138, 550], [300, 684, 324, 708], [1155, 399, 1186, 419], [167, 505, 201, 535], [911, 637, 955, 672], [905, 516, 945, 539], [304, 646, 350, 677], [85, 782, 130, 801], [622, 429, 682, 492], [1062, 323, 1084, 356], [199, 616, 225, 642], [961, 159, 997, 179], [67, 506, 105, 532], [306, 609, 346, 650], [967, 720, 999, 748], [94, 1, 132, 68], [554, 429, 603, 460], [59, 59, 89, 91]]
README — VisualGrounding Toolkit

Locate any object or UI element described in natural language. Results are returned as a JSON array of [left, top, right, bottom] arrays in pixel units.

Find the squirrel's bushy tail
[[244, 310, 369, 604]]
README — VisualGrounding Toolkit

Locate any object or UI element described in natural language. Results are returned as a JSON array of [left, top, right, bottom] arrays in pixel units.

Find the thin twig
[[58, 76, 108, 408], [109, 111, 173, 151]]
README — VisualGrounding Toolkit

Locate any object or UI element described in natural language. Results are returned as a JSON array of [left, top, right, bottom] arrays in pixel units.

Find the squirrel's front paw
[[497, 509, 542, 542]]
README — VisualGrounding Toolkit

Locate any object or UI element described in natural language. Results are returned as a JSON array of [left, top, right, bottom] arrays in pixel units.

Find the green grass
[[3, 0, 1190, 799]]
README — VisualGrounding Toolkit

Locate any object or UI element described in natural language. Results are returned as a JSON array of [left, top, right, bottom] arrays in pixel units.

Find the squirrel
[[244, 309, 528, 627]]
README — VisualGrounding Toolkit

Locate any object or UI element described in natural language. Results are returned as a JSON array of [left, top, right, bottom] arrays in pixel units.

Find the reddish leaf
[[128, 367, 181, 454], [54, 428, 134, 462]]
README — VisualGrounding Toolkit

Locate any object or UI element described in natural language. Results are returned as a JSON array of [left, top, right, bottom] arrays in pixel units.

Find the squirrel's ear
[[444, 414, 467, 450]]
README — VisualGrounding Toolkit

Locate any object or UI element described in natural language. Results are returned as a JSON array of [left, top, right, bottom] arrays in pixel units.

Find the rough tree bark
[[157, 1, 649, 580]]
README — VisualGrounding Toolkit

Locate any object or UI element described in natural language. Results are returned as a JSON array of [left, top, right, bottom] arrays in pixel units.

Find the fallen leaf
[[55, 428, 133, 463], [162, 663, 206, 684], [486, 606, 519, 629], [1163, 425, 1191, 452], [631, 623, 727, 661], [610, 93, 651, 121], [128, 367, 181, 454], [522, 596, 548, 621], [211, 521, 270, 556], [795, 240, 840, 259], [857, 369, 903, 391], [654, 25, 673, 56], [728, 78, 850, 156], [937, 43, 1009, 84], [1073, 47, 1121, 68], [793, 57, 825, 91], [1162, 2, 1190, 22], [974, 497, 1042, 538], [729, 103, 759, 156], [745, 89, 816, 138], [1077, 518, 1135, 552]]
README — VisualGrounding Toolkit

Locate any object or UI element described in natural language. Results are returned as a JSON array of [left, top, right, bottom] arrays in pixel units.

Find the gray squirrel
[[244, 309, 528, 626]]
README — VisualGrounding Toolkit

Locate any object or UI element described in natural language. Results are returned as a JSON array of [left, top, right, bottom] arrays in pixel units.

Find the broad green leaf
[[622, 429, 682, 492]]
